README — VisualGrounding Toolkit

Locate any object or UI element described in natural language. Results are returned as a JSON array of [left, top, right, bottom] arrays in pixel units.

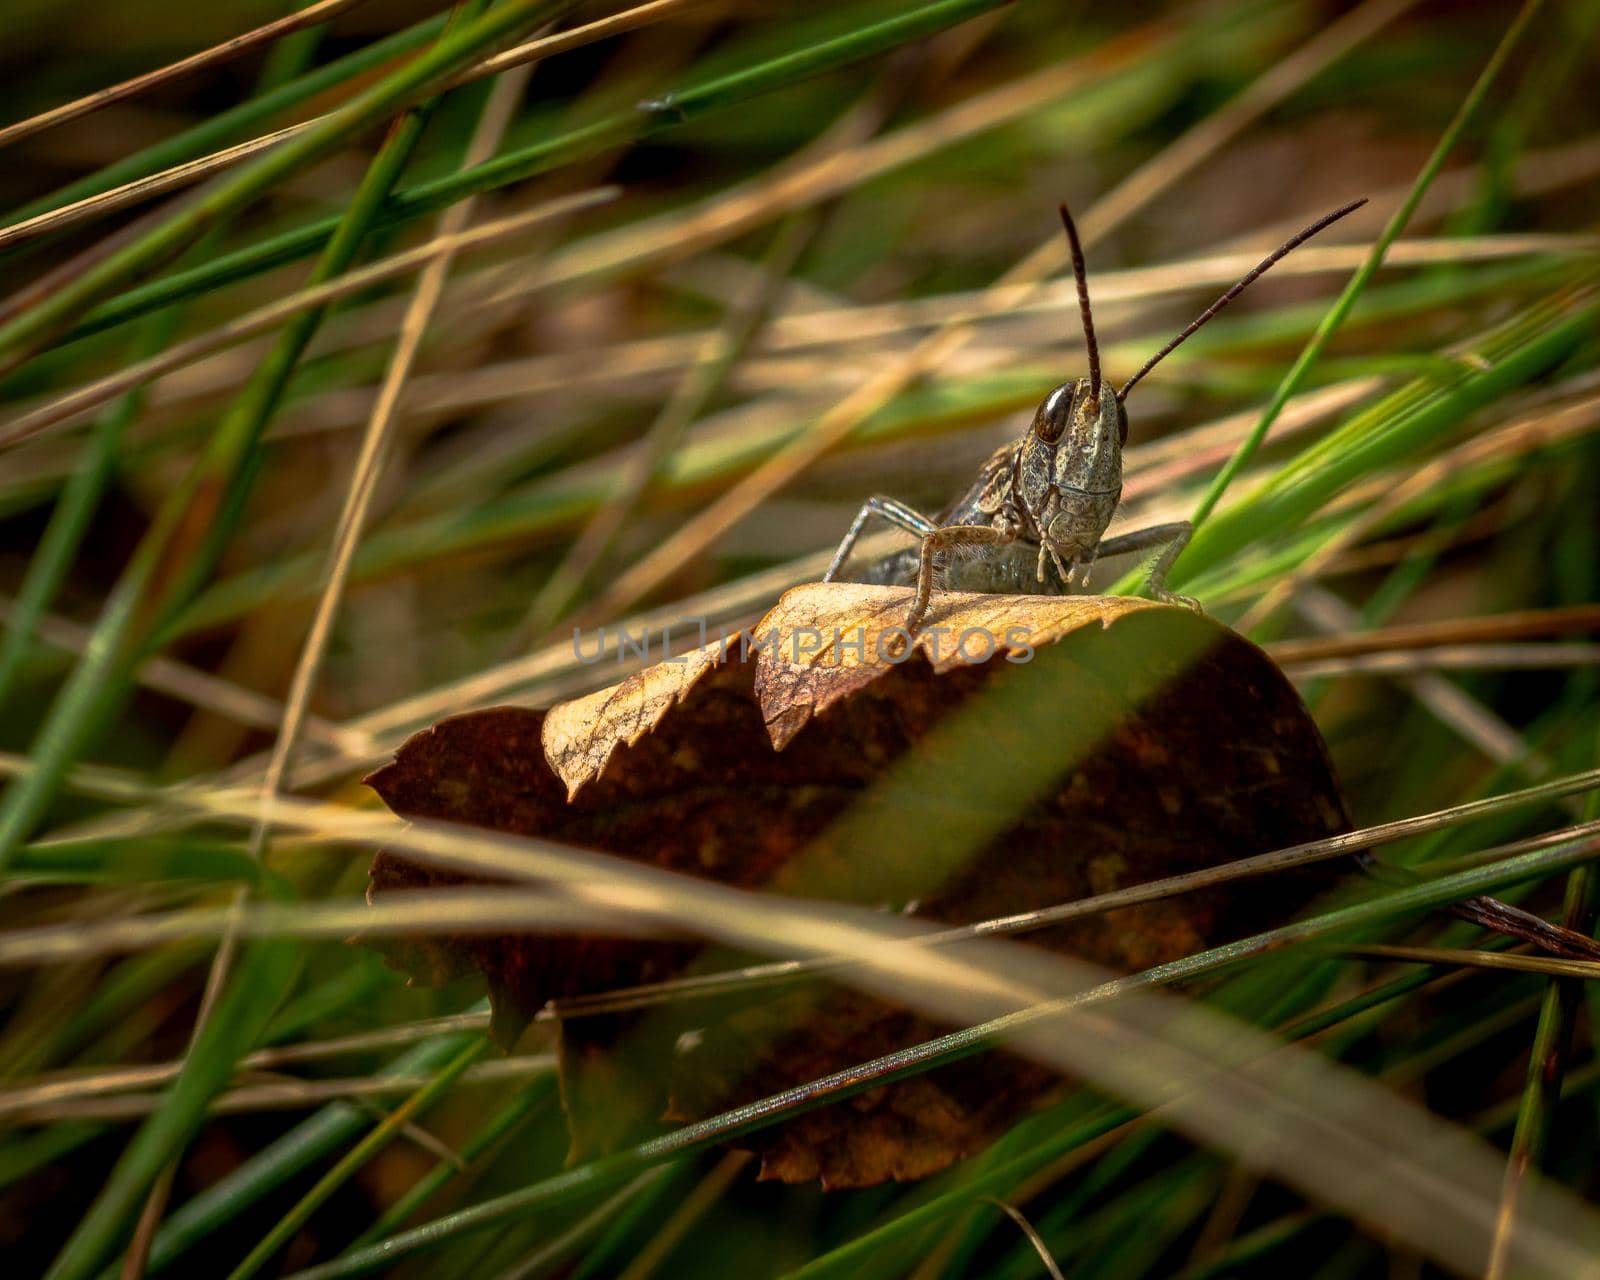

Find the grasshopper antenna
[[1058, 202, 1101, 407], [1117, 196, 1369, 402]]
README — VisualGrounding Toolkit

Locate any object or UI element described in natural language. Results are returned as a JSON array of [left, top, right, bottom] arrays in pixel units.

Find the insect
[[823, 196, 1368, 636]]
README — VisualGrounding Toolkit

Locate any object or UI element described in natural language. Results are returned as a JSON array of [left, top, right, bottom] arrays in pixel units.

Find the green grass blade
[[1180, 0, 1547, 536], [50, 0, 1016, 350], [129, 1029, 481, 1277], [1177, 276, 1600, 591], [0, 314, 172, 712], [0, 7, 493, 868], [0, 12, 449, 233], [0, 0, 579, 368], [1487, 741, 1600, 1277], [43, 937, 299, 1280], [225, 1037, 487, 1280], [348, 1079, 552, 1248]]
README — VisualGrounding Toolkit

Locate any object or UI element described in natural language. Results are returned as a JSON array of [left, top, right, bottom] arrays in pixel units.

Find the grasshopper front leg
[[906, 523, 1018, 636], [824, 495, 940, 583], [1095, 520, 1197, 608]]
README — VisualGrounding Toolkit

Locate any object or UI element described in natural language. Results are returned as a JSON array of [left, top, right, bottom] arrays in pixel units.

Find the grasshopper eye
[[1031, 382, 1075, 444]]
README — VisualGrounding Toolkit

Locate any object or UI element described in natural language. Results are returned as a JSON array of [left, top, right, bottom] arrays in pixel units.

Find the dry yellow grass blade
[[0, 189, 617, 451], [4, 795, 1600, 1274], [0, 0, 378, 151]]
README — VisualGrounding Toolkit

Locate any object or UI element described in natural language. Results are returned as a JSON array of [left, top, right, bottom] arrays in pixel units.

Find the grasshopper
[[823, 197, 1368, 635]]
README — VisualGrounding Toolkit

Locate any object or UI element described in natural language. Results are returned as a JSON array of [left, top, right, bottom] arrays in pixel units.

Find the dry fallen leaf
[[543, 637, 727, 800], [365, 584, 1353, 1185]]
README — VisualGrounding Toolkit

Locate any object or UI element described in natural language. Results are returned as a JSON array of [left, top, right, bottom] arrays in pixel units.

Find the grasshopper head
[[1013, 379, 1124, 565], [1017, 377, 1125, 520]]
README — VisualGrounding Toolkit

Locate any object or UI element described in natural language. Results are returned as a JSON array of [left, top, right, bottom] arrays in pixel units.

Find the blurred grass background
[[1, 0, 1599, 1276]]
